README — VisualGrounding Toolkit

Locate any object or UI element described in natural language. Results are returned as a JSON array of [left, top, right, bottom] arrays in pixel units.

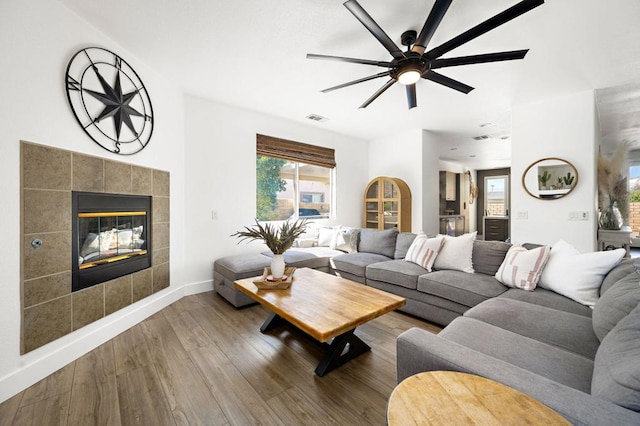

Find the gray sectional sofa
[[214, 226, 640, 424], [397, 258, 640, 425]]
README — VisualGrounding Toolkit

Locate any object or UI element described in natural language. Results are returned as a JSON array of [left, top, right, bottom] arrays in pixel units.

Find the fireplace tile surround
[[21, 141, 170, 353]]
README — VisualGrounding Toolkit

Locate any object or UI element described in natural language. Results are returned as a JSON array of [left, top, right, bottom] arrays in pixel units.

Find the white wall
[[0, 0, 187, 402], [422, 131, 442, 235], [182, 96, 369, 287], [511, 91, 598, 251], [368, 129, 424, 232]]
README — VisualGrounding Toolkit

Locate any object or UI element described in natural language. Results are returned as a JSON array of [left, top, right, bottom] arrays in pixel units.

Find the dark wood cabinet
[[484, 218, 508, 241]]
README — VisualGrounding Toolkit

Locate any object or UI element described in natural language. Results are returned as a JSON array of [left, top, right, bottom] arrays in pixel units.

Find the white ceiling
[[58, 0, 640, 169]]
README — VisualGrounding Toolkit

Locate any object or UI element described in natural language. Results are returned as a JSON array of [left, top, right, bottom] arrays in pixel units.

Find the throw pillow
[[333, 227, 359, 253], [591, 303, 640, 411], [404, 233, 445, 272], [494, 245, 551, 291], [539, 239, 625, 307], [317, 226, 337, 247], [433, 231, 477, 273]]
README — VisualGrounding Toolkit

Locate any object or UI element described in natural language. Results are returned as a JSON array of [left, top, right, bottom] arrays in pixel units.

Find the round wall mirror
[[522, 157, 578, 200]]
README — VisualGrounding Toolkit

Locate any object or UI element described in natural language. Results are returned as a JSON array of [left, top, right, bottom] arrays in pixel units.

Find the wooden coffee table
[[234, 267, 406, 376], [387, 371, 570, 425]]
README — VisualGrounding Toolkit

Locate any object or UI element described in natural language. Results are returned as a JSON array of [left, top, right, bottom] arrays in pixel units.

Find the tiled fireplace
[[21, 141, 170, 353]]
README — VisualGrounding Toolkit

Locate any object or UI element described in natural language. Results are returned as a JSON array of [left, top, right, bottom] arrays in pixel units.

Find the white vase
[[270, 254, 286, 280]]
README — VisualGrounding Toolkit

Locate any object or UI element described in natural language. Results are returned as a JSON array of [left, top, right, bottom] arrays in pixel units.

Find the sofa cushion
[[262, 247, 342, 269], [214, 253, 271, 280], [494, 245, 551, 291], [498, 288, 593, 317], [539, 239, 625, 307], [417, 270, 507, 307], [434, 232, 476, 273], [440, 317, 595, 393], [394, 232, 417, 259], [358, 228, 398, 258], [464, 298, 600, 359], [592, 303, 640, 411], [332, 252, 391, 278], [404, 234, 444, 271], [600, 258, 637, 296], [592, 271, 640, 342], [472, 240, 511, 276], [366, 259, 428, 290]]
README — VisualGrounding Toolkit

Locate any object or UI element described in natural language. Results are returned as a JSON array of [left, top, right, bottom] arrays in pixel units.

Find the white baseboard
[[0, 283, 199, 403]]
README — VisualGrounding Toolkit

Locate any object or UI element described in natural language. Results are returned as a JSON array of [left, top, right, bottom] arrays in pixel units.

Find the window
[[484, 175, 509, 216], [256, 135, 335, 221]]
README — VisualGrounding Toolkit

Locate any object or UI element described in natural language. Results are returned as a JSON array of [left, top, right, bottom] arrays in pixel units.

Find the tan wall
[[630, 201, 640, 232]]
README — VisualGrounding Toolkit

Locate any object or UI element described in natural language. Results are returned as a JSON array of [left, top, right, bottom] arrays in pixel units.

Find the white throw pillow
[[539, 239, 625, 307], [404, 233, 445, 272], [333, 227, 359, 253], [495, 245, 551, 291], [317, 226, 337, 247], [433, 231, 477, 273]]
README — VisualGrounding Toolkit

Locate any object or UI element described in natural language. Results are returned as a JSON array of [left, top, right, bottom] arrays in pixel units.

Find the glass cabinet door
[[365, 201, 379, 228], [383, 201, 399, 229], [366, 181, 379, 199]]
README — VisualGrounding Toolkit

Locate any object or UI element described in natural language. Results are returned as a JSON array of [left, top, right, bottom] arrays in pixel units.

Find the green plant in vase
[[556, 177, 564, 189], [538, 170, 551, 190], [563, 172, 575, 188], [232, 219, 308, 279]]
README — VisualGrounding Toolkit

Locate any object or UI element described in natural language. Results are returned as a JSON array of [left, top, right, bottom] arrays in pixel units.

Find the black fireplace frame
[[72, 191, 152, 292]]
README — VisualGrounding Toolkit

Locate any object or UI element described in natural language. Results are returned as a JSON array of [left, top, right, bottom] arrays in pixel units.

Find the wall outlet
[[212, 210, 218, 220], [516, 210, 528, 219], [569, 211, 589, 221]]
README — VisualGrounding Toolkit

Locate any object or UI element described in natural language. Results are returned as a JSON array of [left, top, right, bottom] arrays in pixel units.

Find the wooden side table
[[597, 227, 632, 258], [387, 371, 569, 425]]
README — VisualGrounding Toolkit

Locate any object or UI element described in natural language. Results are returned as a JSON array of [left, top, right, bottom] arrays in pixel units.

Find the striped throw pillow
[[495, 245, 551, 291], [404, 233, 445, 272]]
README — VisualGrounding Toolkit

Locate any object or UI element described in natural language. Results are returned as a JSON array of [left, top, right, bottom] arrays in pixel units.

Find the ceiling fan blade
[[406, 84, 417, 109], [306, 53, 391, 68], [412, 0, 453, 55], [321, 71, 391, 93], [423, 71, 474, 94], [344, 0, 405, 60], [430, 49, 529, 69], [424, 0, 544, 60], [359, 79, 396, 108]]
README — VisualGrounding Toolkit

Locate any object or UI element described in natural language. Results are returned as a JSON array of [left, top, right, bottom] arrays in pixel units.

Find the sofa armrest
[[294, 238, 317, 248], [397, 328, 640, 426]]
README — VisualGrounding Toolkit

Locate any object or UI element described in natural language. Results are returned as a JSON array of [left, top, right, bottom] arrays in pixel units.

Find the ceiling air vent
[[472, 135, 490, 141], [306, 114, 329, 122]]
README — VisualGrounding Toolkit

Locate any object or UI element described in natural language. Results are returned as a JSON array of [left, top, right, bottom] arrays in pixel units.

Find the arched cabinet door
[[363, 177, 412, 232]]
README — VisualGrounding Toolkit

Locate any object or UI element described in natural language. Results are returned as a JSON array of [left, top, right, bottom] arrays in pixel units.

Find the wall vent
[[306, 114, 329, 122]]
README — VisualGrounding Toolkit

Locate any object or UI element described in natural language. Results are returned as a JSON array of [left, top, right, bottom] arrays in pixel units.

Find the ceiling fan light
[[397, 70, 421, 85]]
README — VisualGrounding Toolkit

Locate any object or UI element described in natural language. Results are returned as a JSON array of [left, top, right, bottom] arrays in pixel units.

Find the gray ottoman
[[213, 253, 271, 307]]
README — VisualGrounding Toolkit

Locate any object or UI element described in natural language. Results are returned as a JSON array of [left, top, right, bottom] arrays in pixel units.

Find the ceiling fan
[[307, 0, 544, 109]]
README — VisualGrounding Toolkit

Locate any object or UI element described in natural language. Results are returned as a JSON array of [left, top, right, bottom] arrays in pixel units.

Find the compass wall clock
[[65, 47, 154, 155]]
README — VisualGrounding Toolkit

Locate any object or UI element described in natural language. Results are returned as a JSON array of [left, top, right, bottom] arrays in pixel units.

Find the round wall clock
[[65, 47, 154, 155]]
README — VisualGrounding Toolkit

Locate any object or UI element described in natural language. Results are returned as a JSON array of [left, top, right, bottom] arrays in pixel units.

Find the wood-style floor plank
[[68, 341, 121, 425], [0, 392, 23, 426], [0, 290, 441, 425]]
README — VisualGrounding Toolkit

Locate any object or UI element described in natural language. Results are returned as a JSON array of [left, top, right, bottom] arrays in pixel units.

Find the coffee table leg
[[315, 329, 371, 377], [260, 312, 287, 333]]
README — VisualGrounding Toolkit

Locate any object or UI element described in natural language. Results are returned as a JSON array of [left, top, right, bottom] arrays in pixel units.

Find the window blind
[[256, 134, 336, 168]]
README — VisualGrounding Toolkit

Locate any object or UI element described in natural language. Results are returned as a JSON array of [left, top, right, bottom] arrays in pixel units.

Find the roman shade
[[256, 134, 336, 168]]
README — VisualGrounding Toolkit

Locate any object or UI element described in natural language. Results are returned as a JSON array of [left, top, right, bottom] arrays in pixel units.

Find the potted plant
[[232, 219, 308, 279], [538, 170, 551, 190], [563, 172, 575, 188]]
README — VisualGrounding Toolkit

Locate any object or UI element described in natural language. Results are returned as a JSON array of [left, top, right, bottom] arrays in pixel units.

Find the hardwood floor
[[0, 291, 441, 425]]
